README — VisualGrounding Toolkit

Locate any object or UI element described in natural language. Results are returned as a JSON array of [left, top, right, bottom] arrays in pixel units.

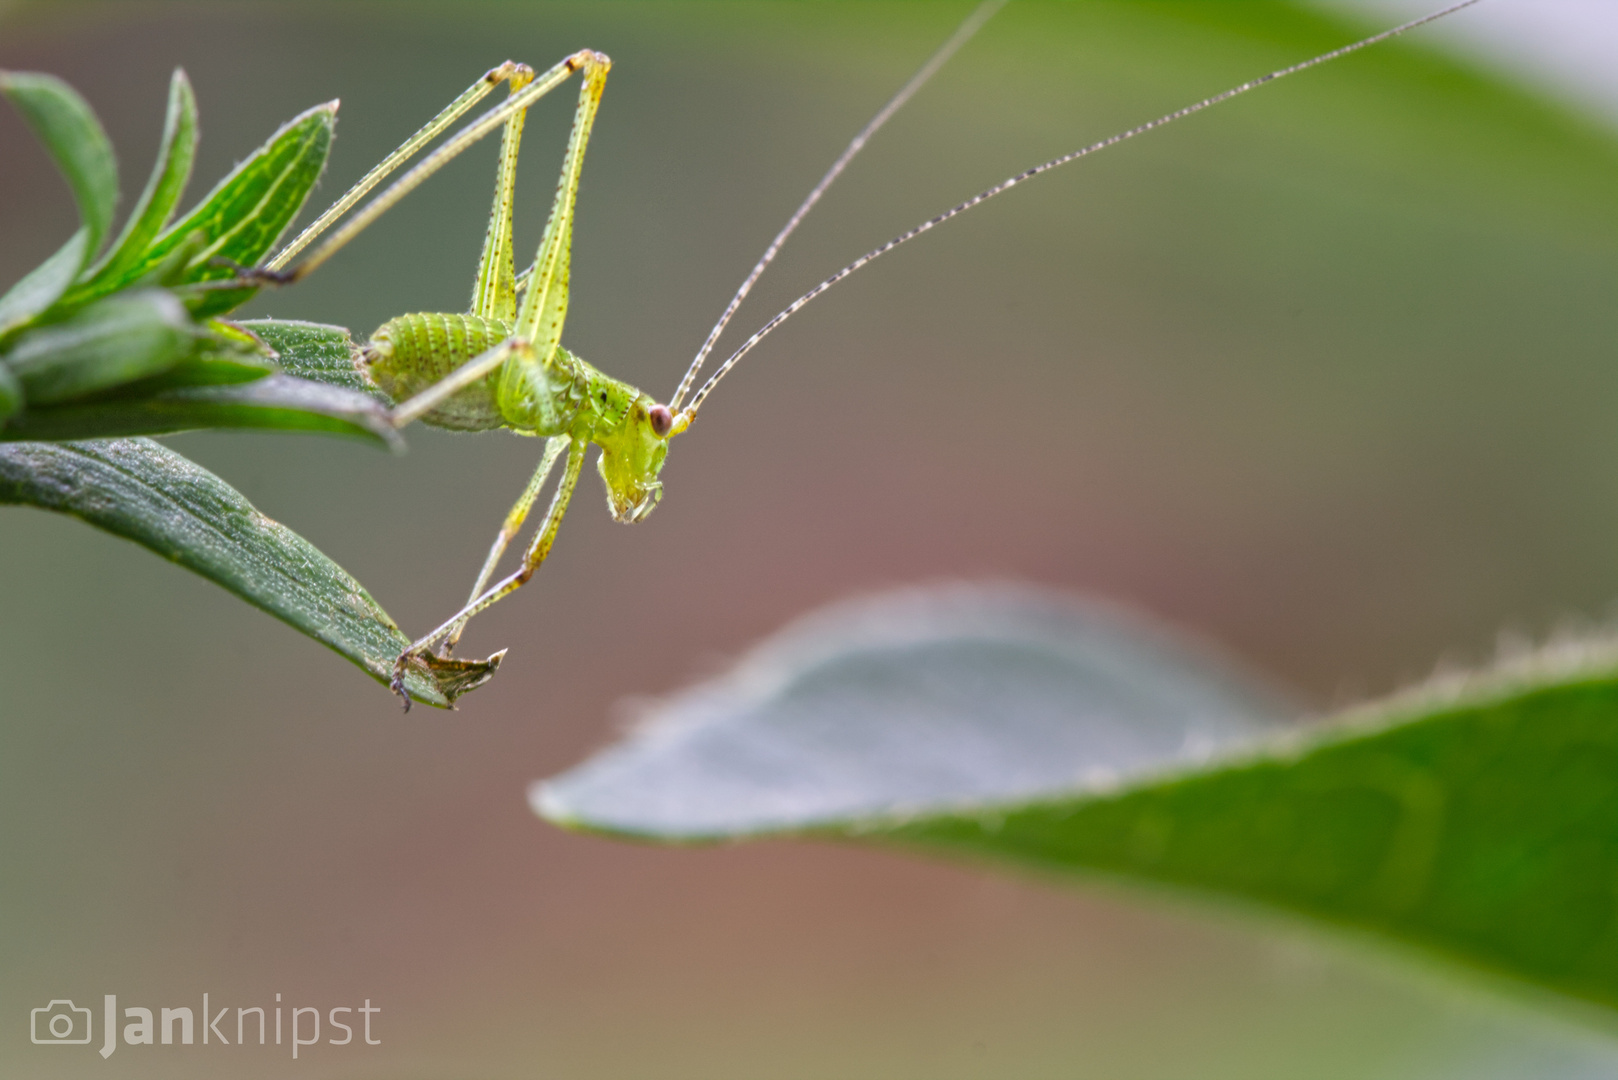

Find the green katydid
[[237, 0, 1480, 708]]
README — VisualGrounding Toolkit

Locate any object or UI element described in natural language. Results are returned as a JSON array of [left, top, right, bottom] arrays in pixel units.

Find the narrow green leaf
[[82, 68, 198, 290], [536, 586, 1618, 1015], [0, 228, 88, 339], [146, 101, 335, 318], [0, 374, 403, 447], [158, 100, 335, 268], [238, 319, 377, 396], [0, 70, 118, 260], [0, 438, 497, 707], [2, 290, 191, 405]]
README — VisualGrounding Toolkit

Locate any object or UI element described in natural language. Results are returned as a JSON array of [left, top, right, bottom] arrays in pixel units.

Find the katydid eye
[[649, 404, 673, 437]]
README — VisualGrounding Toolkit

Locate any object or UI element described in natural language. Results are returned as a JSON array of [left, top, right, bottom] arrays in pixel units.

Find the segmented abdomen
[[359, 312, 512, 432]]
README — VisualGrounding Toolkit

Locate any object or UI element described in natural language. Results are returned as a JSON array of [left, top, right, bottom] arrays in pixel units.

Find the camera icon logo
[[30, 999, 92, 1044]]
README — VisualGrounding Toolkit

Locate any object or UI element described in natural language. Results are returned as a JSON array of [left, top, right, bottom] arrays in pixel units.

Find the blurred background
[[3, 1, 1618, 1076]]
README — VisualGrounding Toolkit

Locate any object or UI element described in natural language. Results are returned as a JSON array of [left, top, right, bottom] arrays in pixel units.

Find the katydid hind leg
[[265, 53, 599, 286], [354, 53, 611, 433], [268, 62, 533, 275], [496, 52, 610, 409], [469, 66, 536, 321]]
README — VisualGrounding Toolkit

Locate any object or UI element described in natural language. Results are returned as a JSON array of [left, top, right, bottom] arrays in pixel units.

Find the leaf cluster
[[0, 68, 393, 445], [0, 70, 497, 707]]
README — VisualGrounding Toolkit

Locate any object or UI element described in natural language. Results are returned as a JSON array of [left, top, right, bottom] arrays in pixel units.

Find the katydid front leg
[[440, 435, 569, 657], [390, 436, 587, 703]]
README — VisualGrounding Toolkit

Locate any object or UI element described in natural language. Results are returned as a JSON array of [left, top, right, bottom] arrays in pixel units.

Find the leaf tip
[[527, 779, 576, 827]]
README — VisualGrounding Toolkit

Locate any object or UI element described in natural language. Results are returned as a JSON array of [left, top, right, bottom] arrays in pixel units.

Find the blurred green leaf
[[131, 318, 279, 389], [82, 68, 198, 292], [0, 228, 87, 339], [109, 352, 275, 393], [0, 438, 496, 707], [77, 100, 337, 316], [0, 364, 20, 424], [0, 374, 403, 447], [0, 70, 118, 260], [2, 290, 191, 405], [537, 585, 1618, 1015]]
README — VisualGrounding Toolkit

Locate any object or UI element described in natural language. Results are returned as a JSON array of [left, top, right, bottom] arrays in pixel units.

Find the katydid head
[[596, 395, 681, 523]]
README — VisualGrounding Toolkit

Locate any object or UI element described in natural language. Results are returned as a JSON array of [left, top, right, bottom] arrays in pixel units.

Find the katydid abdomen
[[361, 312, 512, 432]]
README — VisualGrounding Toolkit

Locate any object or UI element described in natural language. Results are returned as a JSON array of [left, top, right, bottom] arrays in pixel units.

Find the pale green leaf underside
[[0, 438, 495, 707], [537, 586, 1295, 836], [537, 585, 1618, 1016]]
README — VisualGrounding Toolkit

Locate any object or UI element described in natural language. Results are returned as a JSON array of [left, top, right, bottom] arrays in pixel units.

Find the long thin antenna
[[669, 0, 1009, 412], [679, 0, 1482, 420]]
